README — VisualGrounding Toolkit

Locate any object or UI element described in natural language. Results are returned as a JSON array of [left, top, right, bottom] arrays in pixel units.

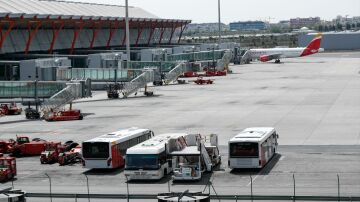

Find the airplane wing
[[259, 53, 282, 62]]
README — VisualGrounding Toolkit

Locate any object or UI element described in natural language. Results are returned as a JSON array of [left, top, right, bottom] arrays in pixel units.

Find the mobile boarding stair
[[217, 50, 233, 72], [121, 69, 155, 98], [41, 79, 92, 119], [163, 62, 187, 85], [240, 50, 252, 64], [171, 134, 221, 181]]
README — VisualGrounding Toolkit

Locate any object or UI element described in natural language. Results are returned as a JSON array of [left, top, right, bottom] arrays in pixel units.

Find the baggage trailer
[[193, 77, 214, 85], [0, 155, 16, 182], [45, 109, 83, 122]]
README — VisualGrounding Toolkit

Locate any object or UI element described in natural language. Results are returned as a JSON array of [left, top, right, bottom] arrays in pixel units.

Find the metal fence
[[7, 172, 360, 202]]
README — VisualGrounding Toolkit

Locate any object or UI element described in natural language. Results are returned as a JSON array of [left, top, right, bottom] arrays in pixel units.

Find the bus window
[[126, 154, 159, 170], [229, 142, 259, 158], [83, 142, 110, 159]]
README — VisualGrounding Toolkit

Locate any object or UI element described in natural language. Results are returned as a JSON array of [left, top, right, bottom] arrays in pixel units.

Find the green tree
[[345, 23, 351, 30], [317, 25, 324, 32], [336, 23, 343, 31], [324, 25, 329, 32]]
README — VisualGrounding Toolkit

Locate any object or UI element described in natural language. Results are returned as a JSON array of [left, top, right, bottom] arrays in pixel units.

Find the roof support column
[[177, 23, 187, 44], [168, 21, 178, 44], [0, 17, 15, 50], [121, 19, 130, 46], [90, 20, 102, 49], [106, 19, 120, 49], [158, 22, 167, 45], [25, 19, 41, 54], [135, 20, 145, 47], [147, 21, 158, 46], [70, 19, 85, 54], [48, 19, 64, 54]]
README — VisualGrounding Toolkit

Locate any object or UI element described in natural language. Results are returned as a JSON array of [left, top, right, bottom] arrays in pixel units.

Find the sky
[[62, 0, 360, 23]]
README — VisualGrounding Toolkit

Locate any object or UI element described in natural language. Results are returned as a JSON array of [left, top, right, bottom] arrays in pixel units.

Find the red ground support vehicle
[[182, 71, 199, 78], [0, 140, 15, 154], [45, 109, 83, 122], [40, 142, 62, 164], [193, 77, 214, 85], [205, 70, 227, 77], [0, 154, 16, 182], [0, 103, 22, 115], [58, 145, 82, 166], [40, 141, 79, 164], [8, 136, 54, 157]]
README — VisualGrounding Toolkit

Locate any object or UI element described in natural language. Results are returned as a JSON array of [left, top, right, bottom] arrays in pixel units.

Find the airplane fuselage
[[248, 47, 307, 59]]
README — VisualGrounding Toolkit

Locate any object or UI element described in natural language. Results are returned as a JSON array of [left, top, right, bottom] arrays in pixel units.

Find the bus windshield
[[230, 142, 259, 158], [82, 142, 109, 159], [126, 154, 159, 170]]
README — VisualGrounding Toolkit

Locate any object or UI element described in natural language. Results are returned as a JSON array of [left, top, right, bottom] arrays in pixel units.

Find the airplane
[[242, 33, 324, 63]]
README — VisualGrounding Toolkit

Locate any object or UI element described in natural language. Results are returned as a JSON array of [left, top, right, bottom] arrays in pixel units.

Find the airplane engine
[[260, 55, 270, 62]]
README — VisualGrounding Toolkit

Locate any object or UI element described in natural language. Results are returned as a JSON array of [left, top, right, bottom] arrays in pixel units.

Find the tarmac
[[0, 51, 359, 201]]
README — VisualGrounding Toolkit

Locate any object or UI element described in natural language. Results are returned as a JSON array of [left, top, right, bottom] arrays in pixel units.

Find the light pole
[[125, 0, 131, 65], [84, 174, 90, 202], [45, 173, 52, 202], [218, 0, 221, 44]]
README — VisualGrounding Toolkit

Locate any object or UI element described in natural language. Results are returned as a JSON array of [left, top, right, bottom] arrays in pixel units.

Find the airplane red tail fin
[[301, 33, 322, 56], [306, 33, 322, 50]]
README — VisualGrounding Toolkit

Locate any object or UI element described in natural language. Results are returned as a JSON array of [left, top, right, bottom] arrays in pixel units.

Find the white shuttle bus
[[228, 127, 278, 169], [82, 127, 153, 169], [124, 133, 188, 180]]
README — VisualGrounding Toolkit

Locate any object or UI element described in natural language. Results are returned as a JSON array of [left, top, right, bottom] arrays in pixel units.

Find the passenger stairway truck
[[217, 50, 233, 73], [41, 79, 91, 121], [163, 62, 187, 85], [171, 134, 221, 181], [124, 133, 188, 181], [121, 69, 154, 98]]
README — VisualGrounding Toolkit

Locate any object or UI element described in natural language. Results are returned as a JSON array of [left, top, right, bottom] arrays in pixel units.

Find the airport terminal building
[[0, 0, 191, 54]]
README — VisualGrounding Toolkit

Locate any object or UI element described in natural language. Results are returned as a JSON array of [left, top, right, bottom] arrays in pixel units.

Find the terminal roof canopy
[[0, 0, 190, 24]]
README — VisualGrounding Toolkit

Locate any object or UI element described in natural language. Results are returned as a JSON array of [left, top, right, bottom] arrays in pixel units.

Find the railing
[[217, 50, 233, 71], [164, 63, 186, 84], [26, 193, 360, 201], [121, 70, 154, 98], [16, 172, 360, 201], [41, 79, 91, 114]]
